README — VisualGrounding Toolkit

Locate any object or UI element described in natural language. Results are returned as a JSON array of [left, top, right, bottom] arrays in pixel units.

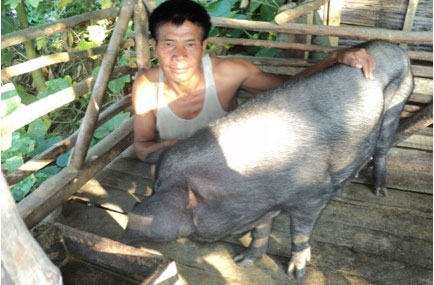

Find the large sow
[[123, 41, 414, 279]]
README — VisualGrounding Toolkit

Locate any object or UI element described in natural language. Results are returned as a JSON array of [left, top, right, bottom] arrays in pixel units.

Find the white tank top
[[156, 54, 227, 140]]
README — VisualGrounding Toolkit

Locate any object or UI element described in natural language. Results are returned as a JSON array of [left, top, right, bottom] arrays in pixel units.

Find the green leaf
[[56, 149, 71, 167], [45, 78, 70, 92], [26, 0, 41, 9], [5, 0, 20, 9], [41, 165, 60, 175], [255, 48, 277, 57], [30, 135, 62, 157], [12, 174, 36, 201], [94, 112, 129, 139], [1, 16, 17, 35], [1, 84, 22, 116], [57, 0, 73, 9], [101, 0, 113, 9], [27, 118, 49, 142], [1, 49, 15, 64], [108, 75, 130, 94], [15, 84, 37, 104], [206, 1, 234, 17], [3, 133, 36, 159], [3, 156, 24, 174], [77, 39, 100, 50], [36, 36, 48, 51]]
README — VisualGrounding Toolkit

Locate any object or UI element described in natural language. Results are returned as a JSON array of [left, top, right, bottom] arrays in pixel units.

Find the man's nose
[[174, 45, 187, 58]]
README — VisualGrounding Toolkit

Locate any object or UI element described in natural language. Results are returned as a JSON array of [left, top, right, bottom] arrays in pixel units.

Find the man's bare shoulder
[[211, 56, 254, 74], [133, 67, 160, 113]]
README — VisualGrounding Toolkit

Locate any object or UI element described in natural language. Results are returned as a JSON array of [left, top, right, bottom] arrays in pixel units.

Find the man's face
[[153, 21, 207, 84]]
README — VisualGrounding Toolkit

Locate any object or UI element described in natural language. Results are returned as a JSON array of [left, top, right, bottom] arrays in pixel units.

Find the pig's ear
[[186, 187, 198, 209], [145, 146, 170, 164]]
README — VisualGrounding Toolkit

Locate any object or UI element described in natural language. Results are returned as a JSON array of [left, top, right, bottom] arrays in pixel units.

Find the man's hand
[[334, 48, 376, 80]]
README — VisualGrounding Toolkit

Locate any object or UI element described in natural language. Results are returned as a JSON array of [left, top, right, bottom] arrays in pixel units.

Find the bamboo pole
[[18, 117, 134, 229], [69, 0, 136, 169], [1, 45, 108, 80], [134, 0, 151, 75], [275, 0, 329, 25], [0, 65, 135, 143], [1, 174, 62, 284], [209, 37, 432, 62], [6, 95, 132, 186], [1, 8, 120, 49], [211, 17, 432, 44], [394, 103, 433, 145]]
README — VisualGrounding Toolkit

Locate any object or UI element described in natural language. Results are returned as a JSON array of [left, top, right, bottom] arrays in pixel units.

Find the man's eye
[[187, 42, 197, 47], [164, 42, 174, 47]]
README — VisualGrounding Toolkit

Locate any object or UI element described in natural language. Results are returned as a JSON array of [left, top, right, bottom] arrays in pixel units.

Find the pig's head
[[122, 187, 196, 244]]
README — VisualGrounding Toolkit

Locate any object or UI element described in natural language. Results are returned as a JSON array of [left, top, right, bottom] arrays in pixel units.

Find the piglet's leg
[[234, 211, 279, 267]]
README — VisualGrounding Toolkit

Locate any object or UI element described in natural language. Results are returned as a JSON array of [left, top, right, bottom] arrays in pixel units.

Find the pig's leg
[[373, 70, 413, 196], [233, 210, 280, 267], [286, 196, 330, 280], [373, 107, 405, 196]]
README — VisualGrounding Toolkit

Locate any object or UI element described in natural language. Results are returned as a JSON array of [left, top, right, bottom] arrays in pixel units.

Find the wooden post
[[274, 0, 329, 25], [394, 103, 433, 145], [69, 0, 135, 169], [327, 0, 343, 47], [400, 0, 419, 50], [134, 0, 151, 75], [1, 174, 62, 284]]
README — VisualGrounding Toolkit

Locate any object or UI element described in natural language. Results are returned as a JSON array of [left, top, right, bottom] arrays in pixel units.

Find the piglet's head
[[121, 188, 196, 244]]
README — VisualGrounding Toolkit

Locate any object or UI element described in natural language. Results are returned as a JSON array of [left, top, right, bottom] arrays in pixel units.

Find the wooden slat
[[1, 8, 120, 49]]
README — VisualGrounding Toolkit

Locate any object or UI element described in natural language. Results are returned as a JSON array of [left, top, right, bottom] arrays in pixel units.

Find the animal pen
[[1, 0, 432, 284]]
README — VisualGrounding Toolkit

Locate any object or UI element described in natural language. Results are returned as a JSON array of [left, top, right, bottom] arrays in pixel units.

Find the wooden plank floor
[[55, 145, 433, 285]]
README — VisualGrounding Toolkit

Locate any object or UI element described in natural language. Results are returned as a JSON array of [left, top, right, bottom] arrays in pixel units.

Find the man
[[133, 0, 375, 161]]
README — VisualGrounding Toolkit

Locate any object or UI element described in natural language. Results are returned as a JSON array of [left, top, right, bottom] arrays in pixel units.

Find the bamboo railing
[[1, 0, 432, 230]]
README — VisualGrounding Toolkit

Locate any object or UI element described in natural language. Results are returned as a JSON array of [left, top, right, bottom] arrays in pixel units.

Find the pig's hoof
[[374, 185, 388, 197], [287, 247, 311, 280], [233, 252, 255, 268]]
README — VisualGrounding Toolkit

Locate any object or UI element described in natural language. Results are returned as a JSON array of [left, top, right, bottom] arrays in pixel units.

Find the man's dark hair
[[149, 0, 211, 42]]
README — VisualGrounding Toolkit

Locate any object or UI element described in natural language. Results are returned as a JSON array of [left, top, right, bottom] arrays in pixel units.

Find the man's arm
[[132, 73, 178, 161], [239, 47, 376, 93]]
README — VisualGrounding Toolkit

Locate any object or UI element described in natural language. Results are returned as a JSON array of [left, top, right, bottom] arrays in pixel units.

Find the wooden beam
[[6, 95, 132, 186], [211, 17, 432, 44], [69, 0, 135, 169], [1, 174, 62, 284], [1, 8, 120, 49], [18, 117, 134, 229], [275, 0, 329, 25], [0, 65, 135, 143], [134, 0, 151, 75]]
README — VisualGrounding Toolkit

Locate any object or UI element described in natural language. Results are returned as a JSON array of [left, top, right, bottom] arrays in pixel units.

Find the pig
[[122, 41, 414, 279]]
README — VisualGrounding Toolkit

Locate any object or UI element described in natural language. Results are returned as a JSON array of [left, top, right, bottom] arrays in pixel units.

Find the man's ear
[[201, 39, 207, 55]]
